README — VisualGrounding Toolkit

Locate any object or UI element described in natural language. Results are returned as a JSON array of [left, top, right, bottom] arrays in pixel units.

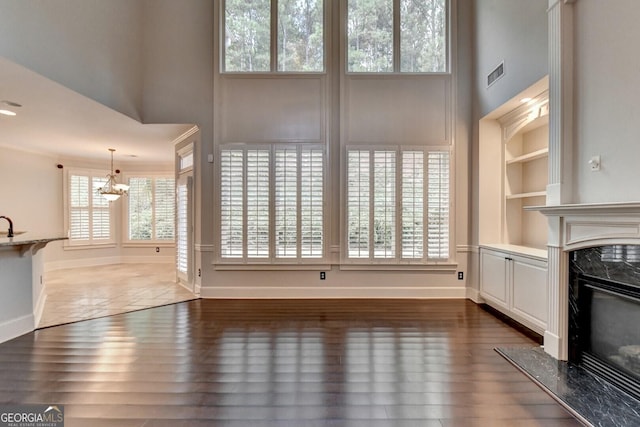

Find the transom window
[[224, 0, 324, 72], [347, 0, 448, 73], [219, 144, 325, 262], [346, 147, 450, 262]]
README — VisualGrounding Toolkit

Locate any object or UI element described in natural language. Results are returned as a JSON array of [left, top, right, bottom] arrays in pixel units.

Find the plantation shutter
[[69, 175, 90, 241], [427, 151, 450, 259], [220, 144, 325, 262], [275, 148, 298, 258], [155, 178, 175, 240], [68, 171, 113, 245], [300, 149, 323, 258], [401, 151, 424, 258], [246, 149, 270, 258], [373, 151, 396, 258], [346, 148, 450, 262], [220, 150, 244, 258], [347, 150, 370, 258], [176, 176, 193, 280]]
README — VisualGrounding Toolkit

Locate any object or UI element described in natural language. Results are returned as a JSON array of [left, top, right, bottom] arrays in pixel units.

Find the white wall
[[573, 0, 640, 203], [0, 147, 63, 236], [473, 0, 548, 117], [141, 0, 215, 291], [0, 0, 144, 120], [0, 146, 175, 270]]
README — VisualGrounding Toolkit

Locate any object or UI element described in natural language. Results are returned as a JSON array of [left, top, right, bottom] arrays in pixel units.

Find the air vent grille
[[487, 62, 505, 87]]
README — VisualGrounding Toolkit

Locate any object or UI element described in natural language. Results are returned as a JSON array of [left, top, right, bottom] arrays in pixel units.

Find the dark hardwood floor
[[0, 299, 581, 427]]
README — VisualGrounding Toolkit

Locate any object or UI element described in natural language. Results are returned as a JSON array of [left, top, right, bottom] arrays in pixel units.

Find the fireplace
[[569, 245, 640, 400]]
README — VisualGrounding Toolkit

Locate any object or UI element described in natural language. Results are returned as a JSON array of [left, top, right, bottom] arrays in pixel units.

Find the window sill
[[63, 243, 116, 251], [122, 242, 175, 248], [214, 263, 331, 271], [339, 262, 457, 272]]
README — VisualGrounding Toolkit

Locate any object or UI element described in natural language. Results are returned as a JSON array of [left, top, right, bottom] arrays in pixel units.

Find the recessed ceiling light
[[1, 100, 22, 108], [520, 97, 533, 103], [0, 109, 16, 116]]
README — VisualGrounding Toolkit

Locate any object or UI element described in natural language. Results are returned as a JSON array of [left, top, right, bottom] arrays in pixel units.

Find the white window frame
[[216, 143, 327, 265], [344, 0, 450, 74], [342, 145, 451, 265], [123, 173, 176, 247], [64, 168, 116, 249], [221, 0, 327, 74]]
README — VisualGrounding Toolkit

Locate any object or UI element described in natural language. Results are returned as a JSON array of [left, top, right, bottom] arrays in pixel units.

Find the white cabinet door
[[511, 255, 547, 330], [480, 249, 509, 308], [480, 246, 548, 334]]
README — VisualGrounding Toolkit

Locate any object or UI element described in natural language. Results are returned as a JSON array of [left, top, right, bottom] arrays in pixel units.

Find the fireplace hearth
[[569, 245, 640, 401]]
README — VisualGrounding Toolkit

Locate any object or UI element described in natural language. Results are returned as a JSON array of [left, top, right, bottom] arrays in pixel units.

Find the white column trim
[[547, 0, 575, 205]]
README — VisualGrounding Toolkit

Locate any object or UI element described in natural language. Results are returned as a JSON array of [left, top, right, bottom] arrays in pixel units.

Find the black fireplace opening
[[569, 245, 640, 401]]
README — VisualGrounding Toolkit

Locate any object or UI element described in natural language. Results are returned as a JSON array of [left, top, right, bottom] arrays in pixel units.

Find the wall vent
[[487, 61, 505, 88]]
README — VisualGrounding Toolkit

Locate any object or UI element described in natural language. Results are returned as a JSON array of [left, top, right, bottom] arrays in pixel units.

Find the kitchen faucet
[[0, 216, 13, 237]]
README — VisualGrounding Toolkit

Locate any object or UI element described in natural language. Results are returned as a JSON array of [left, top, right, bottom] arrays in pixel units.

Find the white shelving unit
[[478, 80, 550, 333]]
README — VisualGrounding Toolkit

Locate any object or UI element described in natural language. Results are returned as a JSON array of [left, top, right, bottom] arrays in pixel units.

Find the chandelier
[[98, 148, 129, 201]]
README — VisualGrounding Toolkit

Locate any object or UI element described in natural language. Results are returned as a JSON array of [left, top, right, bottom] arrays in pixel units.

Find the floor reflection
[[0, 299, 581, 426]]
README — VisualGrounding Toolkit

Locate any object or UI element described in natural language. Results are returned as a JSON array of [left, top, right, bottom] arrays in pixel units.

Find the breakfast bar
[[0, 232, 66, 342]]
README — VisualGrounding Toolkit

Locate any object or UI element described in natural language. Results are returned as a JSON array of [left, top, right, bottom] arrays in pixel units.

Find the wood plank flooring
[[0, 299, 581, 427]]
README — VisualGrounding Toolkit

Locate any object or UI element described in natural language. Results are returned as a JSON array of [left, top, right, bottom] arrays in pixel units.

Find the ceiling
[[0, 57, 195, 165]]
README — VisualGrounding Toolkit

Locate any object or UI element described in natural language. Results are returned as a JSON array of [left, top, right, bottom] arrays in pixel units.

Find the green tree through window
[[224, 0, 324, 72], [348, 0, 447, 73]]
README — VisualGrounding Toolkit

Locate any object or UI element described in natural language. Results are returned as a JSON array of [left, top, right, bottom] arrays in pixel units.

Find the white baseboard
[[543, 331, 566, 360], [201, 286, 467, 299], [0, 314, 34, 344], [466, 287, 483, 303], [33, 287, 47, 327], [121, 256, 174, 264], [45, 256, 173, 271]]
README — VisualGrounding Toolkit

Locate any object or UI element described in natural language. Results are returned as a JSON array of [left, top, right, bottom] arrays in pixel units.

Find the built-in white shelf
[[506, 191, 547, 200], [506, 148, 549, 165]]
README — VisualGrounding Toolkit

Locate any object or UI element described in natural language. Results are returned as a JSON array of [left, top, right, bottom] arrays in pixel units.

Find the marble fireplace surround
[[529, 201, 640, 361]]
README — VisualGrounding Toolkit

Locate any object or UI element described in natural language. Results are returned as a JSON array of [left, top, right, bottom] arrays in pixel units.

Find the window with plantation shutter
[[426, 151, 449, 259], [219, 143, 325, 263], [67, 170, 114, 246], [176, 179, 190, 275], [346, 147, 450, 263], [125, 175, 175, 243]]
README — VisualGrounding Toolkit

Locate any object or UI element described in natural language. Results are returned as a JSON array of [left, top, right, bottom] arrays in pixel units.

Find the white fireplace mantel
[[527, 201, 640, 216], [528, 201, 640, 360]]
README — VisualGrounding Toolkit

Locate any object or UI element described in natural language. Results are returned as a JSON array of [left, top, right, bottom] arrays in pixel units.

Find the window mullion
[[393, 0, 401, 72], [271, 0, 278, 72]]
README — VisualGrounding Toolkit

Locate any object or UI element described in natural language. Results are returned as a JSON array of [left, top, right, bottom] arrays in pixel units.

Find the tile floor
[[38, 263, 196, 328]]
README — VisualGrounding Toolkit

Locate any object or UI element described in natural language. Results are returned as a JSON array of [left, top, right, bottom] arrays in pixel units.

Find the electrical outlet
[[458, 272, 464, 280], [320, 272, 326, 280], [198, 268, 201, 277]]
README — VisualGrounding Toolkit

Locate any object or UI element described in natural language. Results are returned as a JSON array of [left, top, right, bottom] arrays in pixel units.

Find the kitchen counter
[[0, 232, 66, 251], [0, 233, 67, 343]]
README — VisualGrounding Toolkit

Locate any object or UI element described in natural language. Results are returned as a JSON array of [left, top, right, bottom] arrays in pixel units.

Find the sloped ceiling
[[0, 57, 195, 164]]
